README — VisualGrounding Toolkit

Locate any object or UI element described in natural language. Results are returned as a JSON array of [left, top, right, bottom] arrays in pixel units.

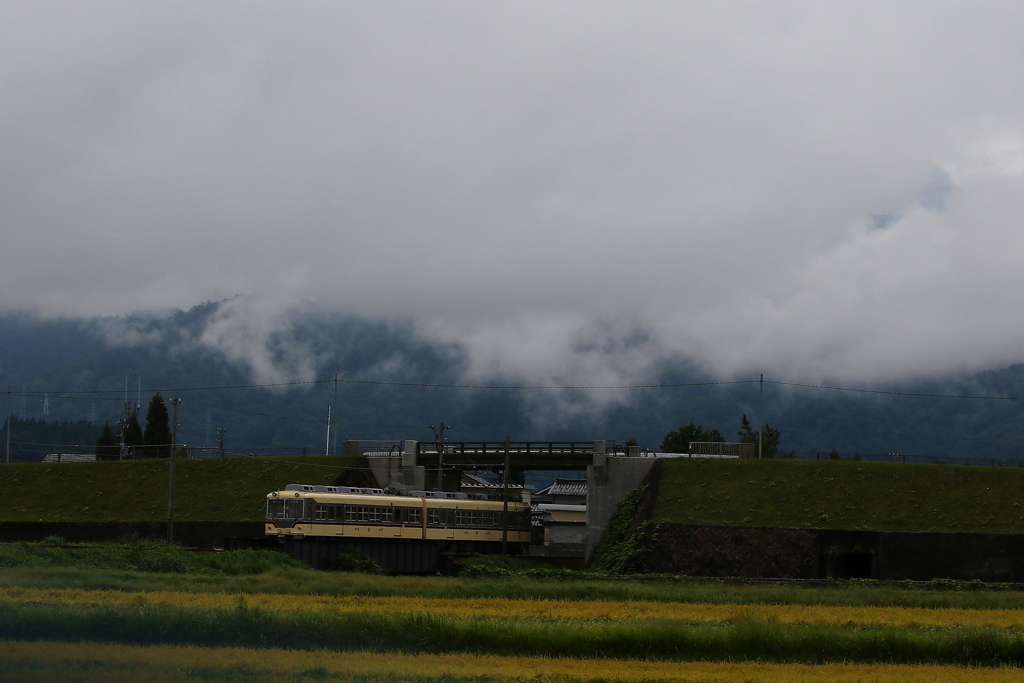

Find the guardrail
[[415, 441, 596, 456], [790, 452, 1023, 467]]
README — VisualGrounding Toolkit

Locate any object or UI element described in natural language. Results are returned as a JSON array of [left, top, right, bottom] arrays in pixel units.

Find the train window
[[266, 499, 285, 519], [428, 508, 440, 525], [457, 510, 482, 526], [283, 499, 304, 519], [314, 505, 328, 521], [501, 511, 524, 528]]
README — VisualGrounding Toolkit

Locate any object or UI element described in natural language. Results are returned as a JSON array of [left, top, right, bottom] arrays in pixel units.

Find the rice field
[[8, 564, 1024, 611], [2, 641, 1024, 683], [7, 585, 1024, 629], [6, 568, 1024, 680]]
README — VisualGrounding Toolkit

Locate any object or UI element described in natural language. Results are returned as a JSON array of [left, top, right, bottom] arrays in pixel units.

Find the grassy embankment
[[8, 451, 1020, 532], [0, 455, 350, 521], [654, 457, 1024, 533]]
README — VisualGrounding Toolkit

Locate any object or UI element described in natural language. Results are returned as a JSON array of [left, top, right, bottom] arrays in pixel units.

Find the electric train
[[266, 484, 532, 572]]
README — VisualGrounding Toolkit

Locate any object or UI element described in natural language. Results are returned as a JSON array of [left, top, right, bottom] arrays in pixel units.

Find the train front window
[[286, 499, 304, 518], [266, 499, 304, 519]]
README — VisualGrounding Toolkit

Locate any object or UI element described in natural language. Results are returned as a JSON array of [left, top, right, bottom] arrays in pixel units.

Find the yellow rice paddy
[[4, 585, 1024, 629], [0, 640, 1022, 683]]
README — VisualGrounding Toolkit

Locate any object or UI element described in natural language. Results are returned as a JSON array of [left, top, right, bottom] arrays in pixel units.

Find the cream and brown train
[[266, 484, 532, 572]]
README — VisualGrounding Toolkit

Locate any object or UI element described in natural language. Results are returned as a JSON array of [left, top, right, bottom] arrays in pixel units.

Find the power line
[[21, 378, 758, 396], [188, 399, 324, 424], [14, 375, 1024, 403], [766, 380, 1024, 401]]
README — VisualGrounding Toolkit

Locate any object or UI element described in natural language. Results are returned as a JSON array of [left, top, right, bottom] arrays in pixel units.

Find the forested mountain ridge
[[2, 302, 1024, 461]]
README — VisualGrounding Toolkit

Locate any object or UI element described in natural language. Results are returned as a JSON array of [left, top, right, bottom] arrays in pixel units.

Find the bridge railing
[[415, 441, 596, 457]]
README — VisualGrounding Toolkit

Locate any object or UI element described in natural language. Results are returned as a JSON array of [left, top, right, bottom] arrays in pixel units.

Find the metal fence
[[340, 440, 406, 457], [689, 441, 756, 458], [790, 451, 1024, 467]]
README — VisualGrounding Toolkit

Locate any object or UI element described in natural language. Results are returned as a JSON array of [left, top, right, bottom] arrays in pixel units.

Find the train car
[[266, 484, 532, 573]]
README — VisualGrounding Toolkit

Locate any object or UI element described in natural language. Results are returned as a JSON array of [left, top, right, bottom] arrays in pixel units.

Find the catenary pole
[[5, 385, 10, 464], [167, 398, 181, 543], [325, 405, 331, 456], [502, 436, 510, 555], [758, 374, 763, 459], [332, 373, 338, 455]]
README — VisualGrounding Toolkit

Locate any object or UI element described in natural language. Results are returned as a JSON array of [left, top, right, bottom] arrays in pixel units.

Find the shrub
[[323, 548, 382, 574]]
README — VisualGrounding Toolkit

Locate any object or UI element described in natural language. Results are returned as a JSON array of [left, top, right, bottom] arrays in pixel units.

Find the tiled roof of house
[[546, 478, 587, 497]]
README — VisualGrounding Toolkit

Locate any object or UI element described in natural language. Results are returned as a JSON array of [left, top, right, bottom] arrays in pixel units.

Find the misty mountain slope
[[3, 303, 1024, 459]]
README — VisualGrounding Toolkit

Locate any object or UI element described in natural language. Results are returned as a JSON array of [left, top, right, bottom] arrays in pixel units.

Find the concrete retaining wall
[[644, 523, 1024, 581]]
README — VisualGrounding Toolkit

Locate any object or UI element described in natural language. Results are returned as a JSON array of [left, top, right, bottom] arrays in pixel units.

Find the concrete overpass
[[348, 439, 661, 560]]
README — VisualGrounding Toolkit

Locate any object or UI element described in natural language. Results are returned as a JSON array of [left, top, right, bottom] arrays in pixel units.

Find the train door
[[392, 505, 402, 537], [446, 507, 456, 539]]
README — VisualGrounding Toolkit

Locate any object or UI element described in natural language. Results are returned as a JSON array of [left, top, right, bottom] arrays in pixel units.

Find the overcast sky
[[4, 2, 1024, 386]]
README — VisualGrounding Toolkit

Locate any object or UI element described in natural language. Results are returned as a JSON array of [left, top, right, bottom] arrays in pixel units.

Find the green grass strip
[[2, 601, 1024, 666], [8, 566, 1024, 612]]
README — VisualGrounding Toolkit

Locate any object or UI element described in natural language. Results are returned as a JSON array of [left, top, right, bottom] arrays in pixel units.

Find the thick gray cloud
[[4, 2, 1024, 385]]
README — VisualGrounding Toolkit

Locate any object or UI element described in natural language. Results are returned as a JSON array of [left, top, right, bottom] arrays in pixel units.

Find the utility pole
[[118, 376, 132, 461], [502, 436, 510, 555], [167, 398, 181, 543], [758, 374, 764, 459], [430, 422, 452, 491], [325, 405, 331, 456], [5, 385, 10, 465], [217, 426, 226, 458], [332, 373, 338, 456]]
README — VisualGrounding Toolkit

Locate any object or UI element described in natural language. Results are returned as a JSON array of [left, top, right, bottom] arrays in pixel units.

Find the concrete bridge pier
[[584, 450, 658, 561]]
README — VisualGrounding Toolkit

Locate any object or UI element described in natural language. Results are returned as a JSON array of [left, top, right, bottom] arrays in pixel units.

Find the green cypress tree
[[143, 393, 172, 457], [738, 414, 782, 458], [95, 422, 117, 460]]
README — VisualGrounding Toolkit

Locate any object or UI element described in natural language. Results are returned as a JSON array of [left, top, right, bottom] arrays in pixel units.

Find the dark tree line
[[0, 415, 100, 462], [95, 393, 173, 459], [660, 414, 791, 458]]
